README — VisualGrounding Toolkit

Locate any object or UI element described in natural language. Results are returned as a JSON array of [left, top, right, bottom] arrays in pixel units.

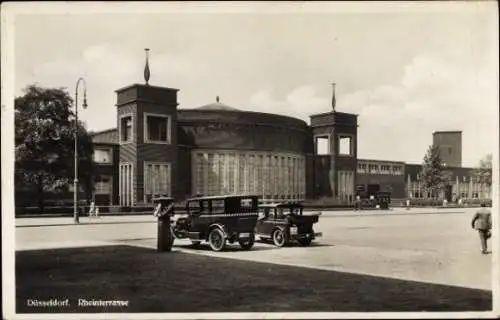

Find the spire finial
[[144, 48, 151, 85], [216, 96, 220, 103], [331, 82, 336, 111]]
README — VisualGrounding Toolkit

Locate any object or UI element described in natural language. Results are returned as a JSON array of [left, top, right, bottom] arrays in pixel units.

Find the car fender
[[208, 223, 228, 238], [273, 225, 288, 234]]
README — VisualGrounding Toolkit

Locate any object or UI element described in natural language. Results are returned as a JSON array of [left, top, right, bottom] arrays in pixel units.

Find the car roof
[[186, 194, 259, 202], [152, 197, 175, 202], [260, 202, 304, 208]]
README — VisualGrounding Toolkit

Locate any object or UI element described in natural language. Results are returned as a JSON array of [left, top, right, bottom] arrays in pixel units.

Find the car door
[[255, 208, 268, 235], [262, 209, 277, 236]]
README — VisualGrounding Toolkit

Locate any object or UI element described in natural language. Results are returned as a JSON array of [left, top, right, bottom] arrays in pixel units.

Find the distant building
[[433, 131, 462, 167], [87, 81, 490, 206]]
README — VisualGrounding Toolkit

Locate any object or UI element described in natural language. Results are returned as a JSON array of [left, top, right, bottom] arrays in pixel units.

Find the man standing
[[471, 203, 492, 254], [354, 195, 361, 211]]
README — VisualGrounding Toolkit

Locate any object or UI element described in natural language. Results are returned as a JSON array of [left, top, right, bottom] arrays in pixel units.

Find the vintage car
[[255, 202, 322, 247], [170, 195, 260, 252]]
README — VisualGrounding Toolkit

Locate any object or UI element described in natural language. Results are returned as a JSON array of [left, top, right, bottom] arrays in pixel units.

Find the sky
[[8, 1, 499, 167]]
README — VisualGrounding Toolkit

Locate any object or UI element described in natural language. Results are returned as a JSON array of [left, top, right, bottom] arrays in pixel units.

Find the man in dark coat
[[471, 203, 492, 254]]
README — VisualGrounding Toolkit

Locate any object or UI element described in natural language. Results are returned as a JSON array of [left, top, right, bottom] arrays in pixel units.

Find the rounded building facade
[[109, 83, 356, 206], [177, 103, 312, 200]]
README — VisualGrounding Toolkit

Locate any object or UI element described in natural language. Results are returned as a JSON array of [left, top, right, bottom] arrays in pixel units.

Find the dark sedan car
[[170, 195, 259, 252], [255, 202, 322, 247]]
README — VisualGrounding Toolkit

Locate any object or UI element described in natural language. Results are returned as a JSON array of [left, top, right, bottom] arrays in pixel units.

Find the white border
[[2, 1, 499, 319]]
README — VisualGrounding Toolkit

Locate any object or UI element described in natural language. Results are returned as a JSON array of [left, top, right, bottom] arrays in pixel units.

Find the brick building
[[89, 81, 490, 206]]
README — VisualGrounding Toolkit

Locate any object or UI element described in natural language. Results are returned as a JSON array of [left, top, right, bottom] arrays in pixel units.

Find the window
[[212, 200, 225, 211], [368, 164, 379, 173], [120, 115, 132, 143], [392, 165, 402, 175], [144, 162, 171, 202], [93, 148, 112, 164], [94, 176, 111, 194], [339, 136, 352, 156], [144, 113, 170, 143], [315, 136, 329, 155]]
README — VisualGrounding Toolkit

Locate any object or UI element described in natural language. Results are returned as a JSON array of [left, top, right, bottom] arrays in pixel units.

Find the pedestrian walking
[[88, 201, 97, 219], [471, 203, 492, 254]]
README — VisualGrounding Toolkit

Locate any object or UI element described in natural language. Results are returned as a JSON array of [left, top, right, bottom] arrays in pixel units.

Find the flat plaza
[[13, 208, 494, 313]]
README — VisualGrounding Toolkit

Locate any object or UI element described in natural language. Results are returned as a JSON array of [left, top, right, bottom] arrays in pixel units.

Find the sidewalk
[[15, 215, 156, 227], [317, 207, 468, 218], [15, 207, 469, 228]]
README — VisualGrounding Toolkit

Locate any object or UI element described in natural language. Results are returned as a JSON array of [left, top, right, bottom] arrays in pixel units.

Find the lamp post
[[74, 77, 88, 223]]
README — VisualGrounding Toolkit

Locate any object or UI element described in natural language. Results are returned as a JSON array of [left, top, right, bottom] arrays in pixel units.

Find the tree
[[15, 85, 95, 212], [419, 144, 447, 198], [472, 154, 492, 186]]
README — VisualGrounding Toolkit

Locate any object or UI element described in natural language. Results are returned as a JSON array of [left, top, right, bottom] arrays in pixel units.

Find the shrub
[[303, 197, 352, 208], [405, 198, 442, 207]]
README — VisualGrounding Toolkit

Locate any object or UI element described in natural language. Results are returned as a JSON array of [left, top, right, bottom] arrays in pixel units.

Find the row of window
[[315, 135, 353, 156], [410, 191, 484, 199], [357, 163, 403, 175], [119, 113, 172, 144], [192, 150, 306, 199]]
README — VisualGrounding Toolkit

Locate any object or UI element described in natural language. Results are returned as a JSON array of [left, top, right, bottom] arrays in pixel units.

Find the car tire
[[208, 228, 226, 252], [238, 233, 255, 250], [298, 237, 312, 246], [272, 228, 288, 247]]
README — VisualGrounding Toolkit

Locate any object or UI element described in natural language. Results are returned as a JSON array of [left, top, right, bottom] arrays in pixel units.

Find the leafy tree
[[419, 144, 448, 198], [15, 85, 94, 212], [472, 154, 492, 186]]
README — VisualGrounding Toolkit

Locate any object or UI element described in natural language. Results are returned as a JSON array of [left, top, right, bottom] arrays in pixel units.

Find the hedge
[[404, 198, 492, 207]]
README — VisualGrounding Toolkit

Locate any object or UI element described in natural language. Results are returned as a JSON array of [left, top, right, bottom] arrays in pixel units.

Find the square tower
[[433, 131, 462, 167], [116, 83, 179, 206], [309, 111, 358, 201]]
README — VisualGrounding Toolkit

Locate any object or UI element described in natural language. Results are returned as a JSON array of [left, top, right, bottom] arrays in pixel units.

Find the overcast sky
[[9, 1, 499, 166]]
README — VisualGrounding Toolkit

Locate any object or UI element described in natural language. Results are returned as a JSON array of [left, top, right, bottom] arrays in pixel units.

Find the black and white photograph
[[1, 1, 499, 319]]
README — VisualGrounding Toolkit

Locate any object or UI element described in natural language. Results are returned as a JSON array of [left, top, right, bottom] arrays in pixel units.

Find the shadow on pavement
[[176, 242, 278, 252], [16, 245, 492, 313]]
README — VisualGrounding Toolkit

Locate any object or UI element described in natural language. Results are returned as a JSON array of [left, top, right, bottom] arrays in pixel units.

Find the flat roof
[[186, 194, 259, 201], [433, 131, 462, 134], [260, 202, 304, 208]]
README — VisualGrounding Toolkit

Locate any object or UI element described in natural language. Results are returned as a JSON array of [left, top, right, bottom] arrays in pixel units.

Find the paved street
[[15, 208, 493, 291]]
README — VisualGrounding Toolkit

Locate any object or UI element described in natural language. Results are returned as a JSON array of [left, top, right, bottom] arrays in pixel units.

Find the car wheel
[[297, 236, 312, 246], [238, 233, 255, 250], [208, 228, 226, 252], [272, 228, 288, 247]]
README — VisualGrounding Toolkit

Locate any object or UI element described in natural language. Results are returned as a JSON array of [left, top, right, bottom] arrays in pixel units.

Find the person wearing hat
[[471, 203, 492, 254]]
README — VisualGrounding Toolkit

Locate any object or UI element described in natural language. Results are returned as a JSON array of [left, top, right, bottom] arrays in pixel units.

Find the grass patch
[[16, 245, 492, 313]]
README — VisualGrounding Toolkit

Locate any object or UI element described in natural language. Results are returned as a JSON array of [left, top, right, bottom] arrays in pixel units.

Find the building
[[89, 81, 490, 206], [433, 131, 462, 167]]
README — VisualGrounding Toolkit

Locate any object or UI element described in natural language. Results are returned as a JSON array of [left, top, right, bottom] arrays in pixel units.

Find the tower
[[309, 83, 358, 201], [115, 49, 179, 205], [433, 131, 462, 167]]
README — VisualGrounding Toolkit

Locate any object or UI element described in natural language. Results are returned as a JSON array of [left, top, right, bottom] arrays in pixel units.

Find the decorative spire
[[331, 82, 336, 111], [144, 48, 151, 85], [216, 96, 220, 103]]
